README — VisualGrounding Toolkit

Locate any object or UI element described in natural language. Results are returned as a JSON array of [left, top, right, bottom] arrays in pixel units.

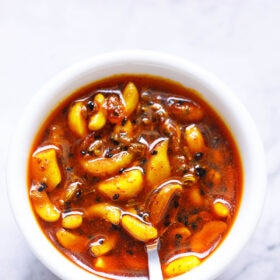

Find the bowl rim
[[6, 50, 267, 280]]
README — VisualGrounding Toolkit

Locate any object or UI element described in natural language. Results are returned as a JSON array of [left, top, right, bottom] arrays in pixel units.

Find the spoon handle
[[146, 241, 163, 280]]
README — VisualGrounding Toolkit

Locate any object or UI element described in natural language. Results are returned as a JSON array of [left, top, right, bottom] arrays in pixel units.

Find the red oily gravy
[[28, 74, 242, 279]]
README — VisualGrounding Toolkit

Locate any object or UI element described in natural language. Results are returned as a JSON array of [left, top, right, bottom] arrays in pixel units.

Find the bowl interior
[[7, 51, 266, 280]]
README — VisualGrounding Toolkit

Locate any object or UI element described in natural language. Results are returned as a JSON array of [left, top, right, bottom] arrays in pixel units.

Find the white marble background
[[0, 0, 279, 279]]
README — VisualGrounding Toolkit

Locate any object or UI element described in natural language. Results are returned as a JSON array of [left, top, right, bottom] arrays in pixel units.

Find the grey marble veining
[[1, 0, 279, 279]]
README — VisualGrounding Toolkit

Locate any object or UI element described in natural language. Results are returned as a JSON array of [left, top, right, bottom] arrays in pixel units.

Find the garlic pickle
[[146, 139, 171, 189], [121, 214, 158, 242], [97, 168, 144, 201], [28, 74, 242, 279], [31, 147, 61, 192]]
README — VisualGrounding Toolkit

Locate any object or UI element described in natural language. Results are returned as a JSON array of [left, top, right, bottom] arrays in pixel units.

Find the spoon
[[146, 239, 163, 280]]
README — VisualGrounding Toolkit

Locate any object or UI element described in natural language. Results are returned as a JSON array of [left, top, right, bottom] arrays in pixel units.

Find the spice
[[87, 100, 95, 111], [76, 190, 82, 199], [98, 239, 105, 245], [195, 165, 206, 177], [194, 152, 204, 161], [119, 168, 125, 173], [112, 193, 120, 200], [38, 182, 47, 192], [121, 118, 127, 126]]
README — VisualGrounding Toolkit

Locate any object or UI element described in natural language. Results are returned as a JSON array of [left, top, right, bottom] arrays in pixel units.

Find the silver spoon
[[146, 239, 163, 280]]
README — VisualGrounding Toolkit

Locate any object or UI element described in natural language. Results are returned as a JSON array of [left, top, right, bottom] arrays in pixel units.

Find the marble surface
[[0, 0, 279, 279]]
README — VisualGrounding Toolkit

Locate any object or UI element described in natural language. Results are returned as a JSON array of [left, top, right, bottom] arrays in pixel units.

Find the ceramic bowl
[[7, 51, 266, 280]]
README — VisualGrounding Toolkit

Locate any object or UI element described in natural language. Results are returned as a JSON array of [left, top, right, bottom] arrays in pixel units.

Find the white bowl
[[7, 51, 266, 280]]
